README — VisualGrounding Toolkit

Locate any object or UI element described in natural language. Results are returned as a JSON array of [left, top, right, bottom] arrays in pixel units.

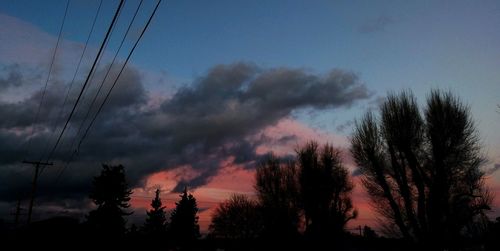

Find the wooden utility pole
[[14, 198, 22, 226], [23, 160, 53, 224], [11, 198, 24, 227]]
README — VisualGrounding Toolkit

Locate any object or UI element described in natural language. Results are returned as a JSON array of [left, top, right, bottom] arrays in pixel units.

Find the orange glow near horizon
[[131, 161, 257, 232], [131, 166, 500, 233], [130, 119, 500, 234]]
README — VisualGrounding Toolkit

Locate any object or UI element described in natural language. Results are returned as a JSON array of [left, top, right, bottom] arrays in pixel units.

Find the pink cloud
[[132, 165, 202, 196], [485, 177, 500, 217], [131, 118, 500, 234], [131, 118, 363, 232], [348, 177, 379, 230], [131, 161, 257, 232], [253, 118, 349, 155]]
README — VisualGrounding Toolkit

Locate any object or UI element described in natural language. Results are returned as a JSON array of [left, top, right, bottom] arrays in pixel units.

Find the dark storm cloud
[[0, 64, 149, 202], [0, 63, 371, 210], [155, 64, 368, 149], [358, 15, 395, 34]]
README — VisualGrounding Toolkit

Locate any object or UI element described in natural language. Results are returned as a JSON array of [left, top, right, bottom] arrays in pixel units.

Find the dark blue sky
[[2, 0, 500, 168], [2, 0, 499, 120]]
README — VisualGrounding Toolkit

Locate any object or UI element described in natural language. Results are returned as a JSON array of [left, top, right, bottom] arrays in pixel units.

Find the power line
[[79, 0, 144, 136], [77, 0, 162, 152], [23, 0, 70, 160], [64, 0, 144, 160], [54, 0, 145, 181], [43, 0, 126, 174], [55, 0, 162, 180], [43, 0, 125, 165], [18, 0, 70, 225], [39, 0, 104, 162], [53, 0, 130, 172]]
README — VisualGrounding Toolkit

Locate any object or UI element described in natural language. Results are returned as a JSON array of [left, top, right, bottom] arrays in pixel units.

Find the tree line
[[83, 164, 199, 246], [210, 142, 357, 242], [4, 90, 499, 251], [209, 90, 497, 250]]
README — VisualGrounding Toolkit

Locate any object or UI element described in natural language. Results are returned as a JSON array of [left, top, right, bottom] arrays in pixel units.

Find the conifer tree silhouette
[[168, 187, 200, 243], [143, 189, 167, 237], [86, 164, 132, 237]]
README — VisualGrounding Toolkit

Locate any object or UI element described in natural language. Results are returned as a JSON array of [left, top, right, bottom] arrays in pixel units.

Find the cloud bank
[[0, 62, 371, 206], [0, 12, 371, 219]]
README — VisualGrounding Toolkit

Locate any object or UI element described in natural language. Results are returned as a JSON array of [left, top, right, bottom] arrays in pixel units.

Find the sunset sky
[[1, 0, 499, 232]]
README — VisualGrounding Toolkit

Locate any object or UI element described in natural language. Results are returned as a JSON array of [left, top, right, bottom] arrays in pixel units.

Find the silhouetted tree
[[363, 225, 378, 239], [143, 189, 167, 237], [298, 142, 357, 238], [485, 217, 500, 251], [255, 155, 300, 239], [127, 224, 140, 240], [86, 164, 132, 237], [168, 187, 200, 243], [351, 90, 492, 249], [209, 194, 263, 239]]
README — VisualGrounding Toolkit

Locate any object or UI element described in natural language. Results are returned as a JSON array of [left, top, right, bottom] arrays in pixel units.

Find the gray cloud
[[336, 120, 354, 133], [0, 65, 23, 90], [0, 62, 371, 218], [358, 15, 395, 34], [351, 167, 363, 177]]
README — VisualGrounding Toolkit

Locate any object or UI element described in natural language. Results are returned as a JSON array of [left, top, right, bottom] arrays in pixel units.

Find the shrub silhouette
[[209, 194, 263, 239]]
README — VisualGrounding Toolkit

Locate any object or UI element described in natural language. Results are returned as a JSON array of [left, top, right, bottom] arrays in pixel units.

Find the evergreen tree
[[168, 187, 200, 243], [143, 189, 167, 237], [86, 164, 132, 237]]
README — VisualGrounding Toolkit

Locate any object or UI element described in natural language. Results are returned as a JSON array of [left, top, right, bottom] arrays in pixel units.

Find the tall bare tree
[[298, 142, 357, 238], [351, 90, 491, 248], [255, 155, 300, 239]]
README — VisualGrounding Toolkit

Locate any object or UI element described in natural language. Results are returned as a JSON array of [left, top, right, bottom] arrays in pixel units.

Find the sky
[[0, 0, 499, 233]]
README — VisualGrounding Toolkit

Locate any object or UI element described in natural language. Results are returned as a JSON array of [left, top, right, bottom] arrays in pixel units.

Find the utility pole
[[23, 160, 53, 224], [11, 198, 24, 227], [14, 199, 22, 226]]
